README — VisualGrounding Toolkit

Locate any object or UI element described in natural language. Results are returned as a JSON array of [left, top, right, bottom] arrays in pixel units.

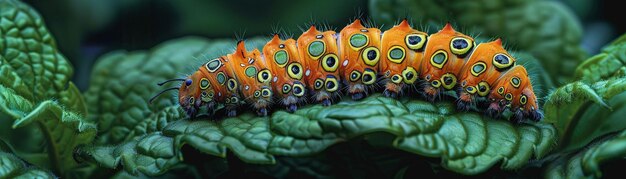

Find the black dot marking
[[408, 36, 421, 45], [363, 74, 373, 82], [279, 44, 285, 48], [452, 39, 468, 49], [291, 65, 300, 74], [262, 72, 269, 79], [326, 81, 335, 89], [262, 90, 269, 96], [392, 76, 399, 81], [351, 73, 358, 79], [185, 79, 192, 86], [326, 56, 336, 67], [293, 86, 302, 94], [406, 71, 414, 80], [495, 54, 509, 64], [479, 85, 487, 92], [443, 76, 453, 85], [367, 50, 377, 60]]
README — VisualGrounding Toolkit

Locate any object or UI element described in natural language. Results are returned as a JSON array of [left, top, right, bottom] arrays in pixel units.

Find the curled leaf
[[545, 129, 626, 178], [0, 151, 56, 178], [543, 33, 626, 151]]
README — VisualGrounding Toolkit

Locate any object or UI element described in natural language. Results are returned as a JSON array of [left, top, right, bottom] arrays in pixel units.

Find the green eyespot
[[349, 33, 368, 50], [308, 40, 325, 59], [430, 50, 448, 69], [274, 50, 288, 67], [387, 46, 405, 63]]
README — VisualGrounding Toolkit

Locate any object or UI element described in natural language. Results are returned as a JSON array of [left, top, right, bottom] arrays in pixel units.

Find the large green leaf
[[0, 0, 96, 176], [544, 34, 626, 151], [0, 0, 74, 101], [79, 94, 557, 176], [370, 0, 586, 85]]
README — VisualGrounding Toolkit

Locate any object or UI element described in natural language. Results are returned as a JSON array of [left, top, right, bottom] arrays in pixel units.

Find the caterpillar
[[150, 19, 543, 123]]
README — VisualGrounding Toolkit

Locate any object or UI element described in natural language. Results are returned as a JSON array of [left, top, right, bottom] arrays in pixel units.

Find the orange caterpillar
[[150, 19, 543, 122]]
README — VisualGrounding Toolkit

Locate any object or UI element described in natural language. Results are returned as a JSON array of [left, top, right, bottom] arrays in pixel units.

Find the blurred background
[[21, 0, 625, 91]]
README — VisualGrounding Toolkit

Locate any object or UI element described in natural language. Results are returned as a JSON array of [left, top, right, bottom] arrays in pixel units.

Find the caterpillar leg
[[511, 109, 525, 124], [257, 107, 269, 116], [422, 86, 440, 102], [527, 108, 543, 122], [321, 98, 332, 106], [485, 99, 506, 119], [348, 84, 367, 100], [313, 91, 333, 106], [280, 96, 300, 112], [185, 107, 198, 118], [383, 83, 401, 99], [287, 104, 298, 113], [225, 104, 238, 117], [253, 101, 271, 117], [456, 92, 472, 111]]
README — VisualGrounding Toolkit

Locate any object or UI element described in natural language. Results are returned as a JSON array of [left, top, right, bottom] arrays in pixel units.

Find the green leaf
[[545, 129, 626, 178], [84, 37, 268, 145], [370, 0, 586, 85], [575, 33, 626, 82], [0, 0, 73, 100], [0, 0, 96, 176], [543, 34, 626, 151], [0, 85, 97, 174], [76, 133, 181, 176], [0, 151, 56, 179], [80, 94, 557, 176]]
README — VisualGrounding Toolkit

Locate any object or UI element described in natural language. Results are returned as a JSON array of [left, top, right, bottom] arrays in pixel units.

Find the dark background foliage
[[21, 0, 625, 90]]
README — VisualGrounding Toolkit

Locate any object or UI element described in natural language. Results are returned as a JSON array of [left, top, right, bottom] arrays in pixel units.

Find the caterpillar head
[[229, 41, 273, 116], [486, 66, 541, 122], [263, 35, 307, 112], [457, 39, 516, 110], [339, 19, 382, 100], [421, 23, 475, 100], [297, 25, 341, 106], [379, 19, 427, 98], [177, 71, 216, 117]]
